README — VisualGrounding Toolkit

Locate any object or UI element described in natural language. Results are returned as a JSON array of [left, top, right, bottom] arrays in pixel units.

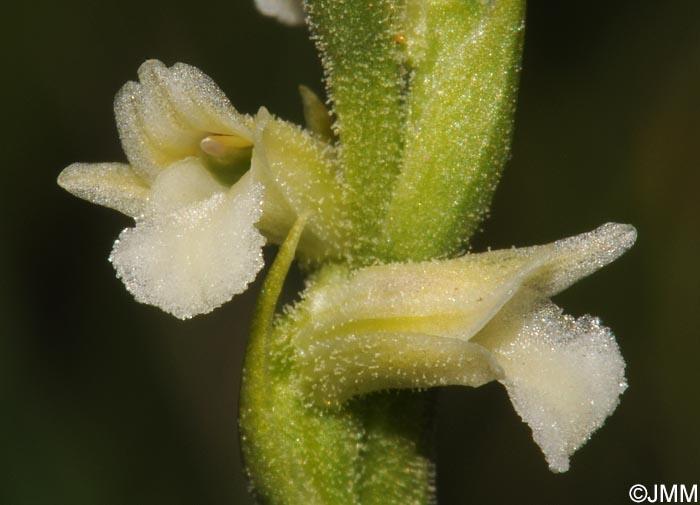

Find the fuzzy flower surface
[[58, 60, 265, 319], [59, 60, 346, 319], [294, 223, 636, 472]]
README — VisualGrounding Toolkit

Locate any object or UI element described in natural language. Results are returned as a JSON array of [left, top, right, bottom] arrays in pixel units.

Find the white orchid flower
[[59, 60, 347, 319], [58, 60, 264, 319], [294, 223, 636, 472]]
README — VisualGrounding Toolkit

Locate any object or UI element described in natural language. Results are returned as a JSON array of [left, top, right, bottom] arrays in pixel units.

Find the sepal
[[58, 162, 149, 217]]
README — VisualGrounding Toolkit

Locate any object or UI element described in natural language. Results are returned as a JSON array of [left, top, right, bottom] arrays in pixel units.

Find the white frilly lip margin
[[300, 223, 637, 473], [476, 299, 627, 473], [254, 0, 305, 26], [109, 158, 265, 320], [471, 224, 636, 472]]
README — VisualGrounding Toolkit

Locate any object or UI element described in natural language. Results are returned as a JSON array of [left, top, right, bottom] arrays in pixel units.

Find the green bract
[[305, 0, 525, 262]]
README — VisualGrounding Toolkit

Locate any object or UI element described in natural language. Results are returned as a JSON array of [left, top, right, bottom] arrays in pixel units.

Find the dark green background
[[2, 1, 698, 504]]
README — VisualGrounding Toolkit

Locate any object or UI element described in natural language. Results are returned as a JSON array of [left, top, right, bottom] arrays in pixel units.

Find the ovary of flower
[[58, 60, 266, 319], [294, 223, 636, 472]]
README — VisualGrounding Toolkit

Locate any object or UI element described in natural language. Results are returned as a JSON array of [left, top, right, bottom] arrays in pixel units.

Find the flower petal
[[115, 81, 176, 181], [144, 157, 227, 217], [475, 300, 627, 472], [115, 60, 252, 181], [167, 62, 254, 137], [109, 170, 265, 319], [254, 0, 305, 26], [57, 162, 149, 217]]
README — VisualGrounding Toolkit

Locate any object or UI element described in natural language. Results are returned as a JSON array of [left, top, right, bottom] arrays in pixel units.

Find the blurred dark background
[[2, 1, 698, 504]]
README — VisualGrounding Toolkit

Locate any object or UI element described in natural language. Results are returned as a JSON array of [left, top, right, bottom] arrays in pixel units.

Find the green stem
[[240, 238, 434, 504], [241, 1, 526, 503], [352, 392, 436, 505], [306, 0, 409, 261]]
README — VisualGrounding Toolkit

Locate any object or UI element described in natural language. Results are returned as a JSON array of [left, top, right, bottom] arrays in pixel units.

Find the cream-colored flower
[[294, 223, 636, 472], [254, 0, 305, 26], [59, 60, 347, 318], [58, 60, 264, 319]]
